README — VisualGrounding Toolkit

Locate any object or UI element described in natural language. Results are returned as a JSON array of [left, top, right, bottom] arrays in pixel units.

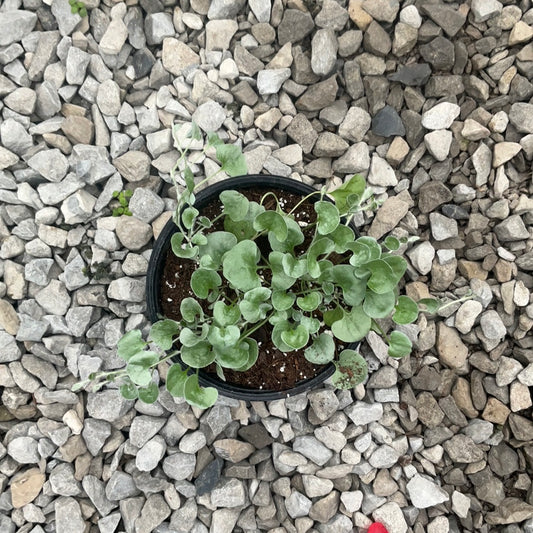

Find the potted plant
[[75, 124, 449, 408]]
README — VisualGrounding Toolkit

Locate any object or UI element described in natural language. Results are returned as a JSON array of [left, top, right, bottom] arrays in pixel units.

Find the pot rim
[[146, 174, 359, 401]]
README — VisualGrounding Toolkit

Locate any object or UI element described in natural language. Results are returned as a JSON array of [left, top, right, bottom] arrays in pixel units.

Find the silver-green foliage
[[77, 123, 443, 409]]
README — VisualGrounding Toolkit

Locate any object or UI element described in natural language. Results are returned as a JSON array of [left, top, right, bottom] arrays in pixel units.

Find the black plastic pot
[[146, 175, 358, 401]]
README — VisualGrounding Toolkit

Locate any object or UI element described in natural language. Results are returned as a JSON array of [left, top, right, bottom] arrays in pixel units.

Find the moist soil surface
[[159, 187, 330, 392]]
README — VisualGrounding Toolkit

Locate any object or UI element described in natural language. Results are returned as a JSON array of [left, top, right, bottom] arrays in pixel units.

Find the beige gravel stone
[[437, 323, 468, 369], [0, 146, 19, 169], [386, 136, 410, 165], [368, 194, 410, 239], [461, 118, 490, 140], [508, 21, 533, 46], [162, 38, 201, 76], [348, 0, 373, 29], [452, 377, 478, 419], [213, 439, 255, 463], [493, 142, 522, 167], [113, 151, 151, 182], [482, 397, 511, 425], [99, 19, 128, 55], [0, 299, 20, 335], [510, 382, 532, 412], [11, 468, 45, 508]]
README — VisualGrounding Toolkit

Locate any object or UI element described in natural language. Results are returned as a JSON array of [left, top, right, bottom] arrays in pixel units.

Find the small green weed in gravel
[[69, 0, 87, 17], [111, 190, 133, 216]]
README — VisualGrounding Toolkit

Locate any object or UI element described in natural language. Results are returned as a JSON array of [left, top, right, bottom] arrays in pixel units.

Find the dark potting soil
[[159, 187, 329, 392]]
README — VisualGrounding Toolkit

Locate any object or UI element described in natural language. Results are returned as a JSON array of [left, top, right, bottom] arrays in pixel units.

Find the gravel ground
[[1, 1, 533, 532]]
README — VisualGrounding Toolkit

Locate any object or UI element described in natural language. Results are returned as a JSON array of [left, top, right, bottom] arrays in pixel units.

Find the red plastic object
[[368, 524, 389, 533]]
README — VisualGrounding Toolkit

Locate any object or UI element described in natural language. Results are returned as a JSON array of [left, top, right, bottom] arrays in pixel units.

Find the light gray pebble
[[293, 436, 333, 466], [128, 188, 165, 223], [82, 475, 116, 517], [179, 431, 207, 454], [61, 190, 97, 224], [35, 280, 71, 316], [462, 419, 494, 443], [55, 497, 86, 533], [129, 416, 168, 448], [7, 436, 40, 464], [407, 241, 435, 275], [454, 300, 483, 334], [257, 68, 292, 95], [345, 402, 383, 425], [28, 149, 68, 183], [136, 436, 167, 472], [48, 464, 81, 497], [86, 390, 132, 422], [406, 474, 449, 509], [421, 102, 460, 130], [369, 444, 400, 468], [107, 277, 145, 302], [430, 212, 458, 241], [82, 418, 112, 456], [285, 490, 312, 518], [145, 13, 175, 45], [480, 310, 507, 340], [210, 478, 247, 507], [424, 130, 453, 162], [16, 315, 48, 342], [97, 79, 122, 116], [105, 471, 140, 501]]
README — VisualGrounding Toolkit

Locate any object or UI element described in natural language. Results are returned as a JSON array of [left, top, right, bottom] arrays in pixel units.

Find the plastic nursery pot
[[146, 174, 360, 401]]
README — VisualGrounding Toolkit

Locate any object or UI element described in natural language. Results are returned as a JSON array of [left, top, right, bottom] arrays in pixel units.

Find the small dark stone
[[442, 204, 470, 220], [401, 110, 424, 148], [453, 41, 469, 74], [429, 160, 452, 182], [388, 64, 432, 86], [277, 9, 315, 45], [133, 48, 155, 79], [371, 105, 405, 137], [516, 251, 533, 271], [424, 427, 454, 447], [411, 366, 442, 391], [425, 75, 465, 97], [238, 424, 274, 449], [140, 0, 165, 14], [36, 6, 58, 31], [126, 90, 153, 106], [149, 60, 171, 89], [292, 46, 320, 85], [388, 63, 431, 87], [510, 74, 533, 103], [420, 36, 455, 71], [418, 20, 442, 43], [295, 76, 338, 112], [365, 76, 390, 115], [92, 9, 111, 44], [439, 396, 468, 427], [508, 414, 533, 442], [363, 21, 391, 57], [483, 377, 509, 404], [195, 458, 224, 496], [125, 7, 145, 50], [231, 81, 259, 106], [344, 60, 364, 100], [476, 36, 497, 55], [420, 4, 467, 37]]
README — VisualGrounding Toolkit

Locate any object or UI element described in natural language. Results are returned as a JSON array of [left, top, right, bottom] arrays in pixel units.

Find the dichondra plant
[[75, 123, 463, 409]]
